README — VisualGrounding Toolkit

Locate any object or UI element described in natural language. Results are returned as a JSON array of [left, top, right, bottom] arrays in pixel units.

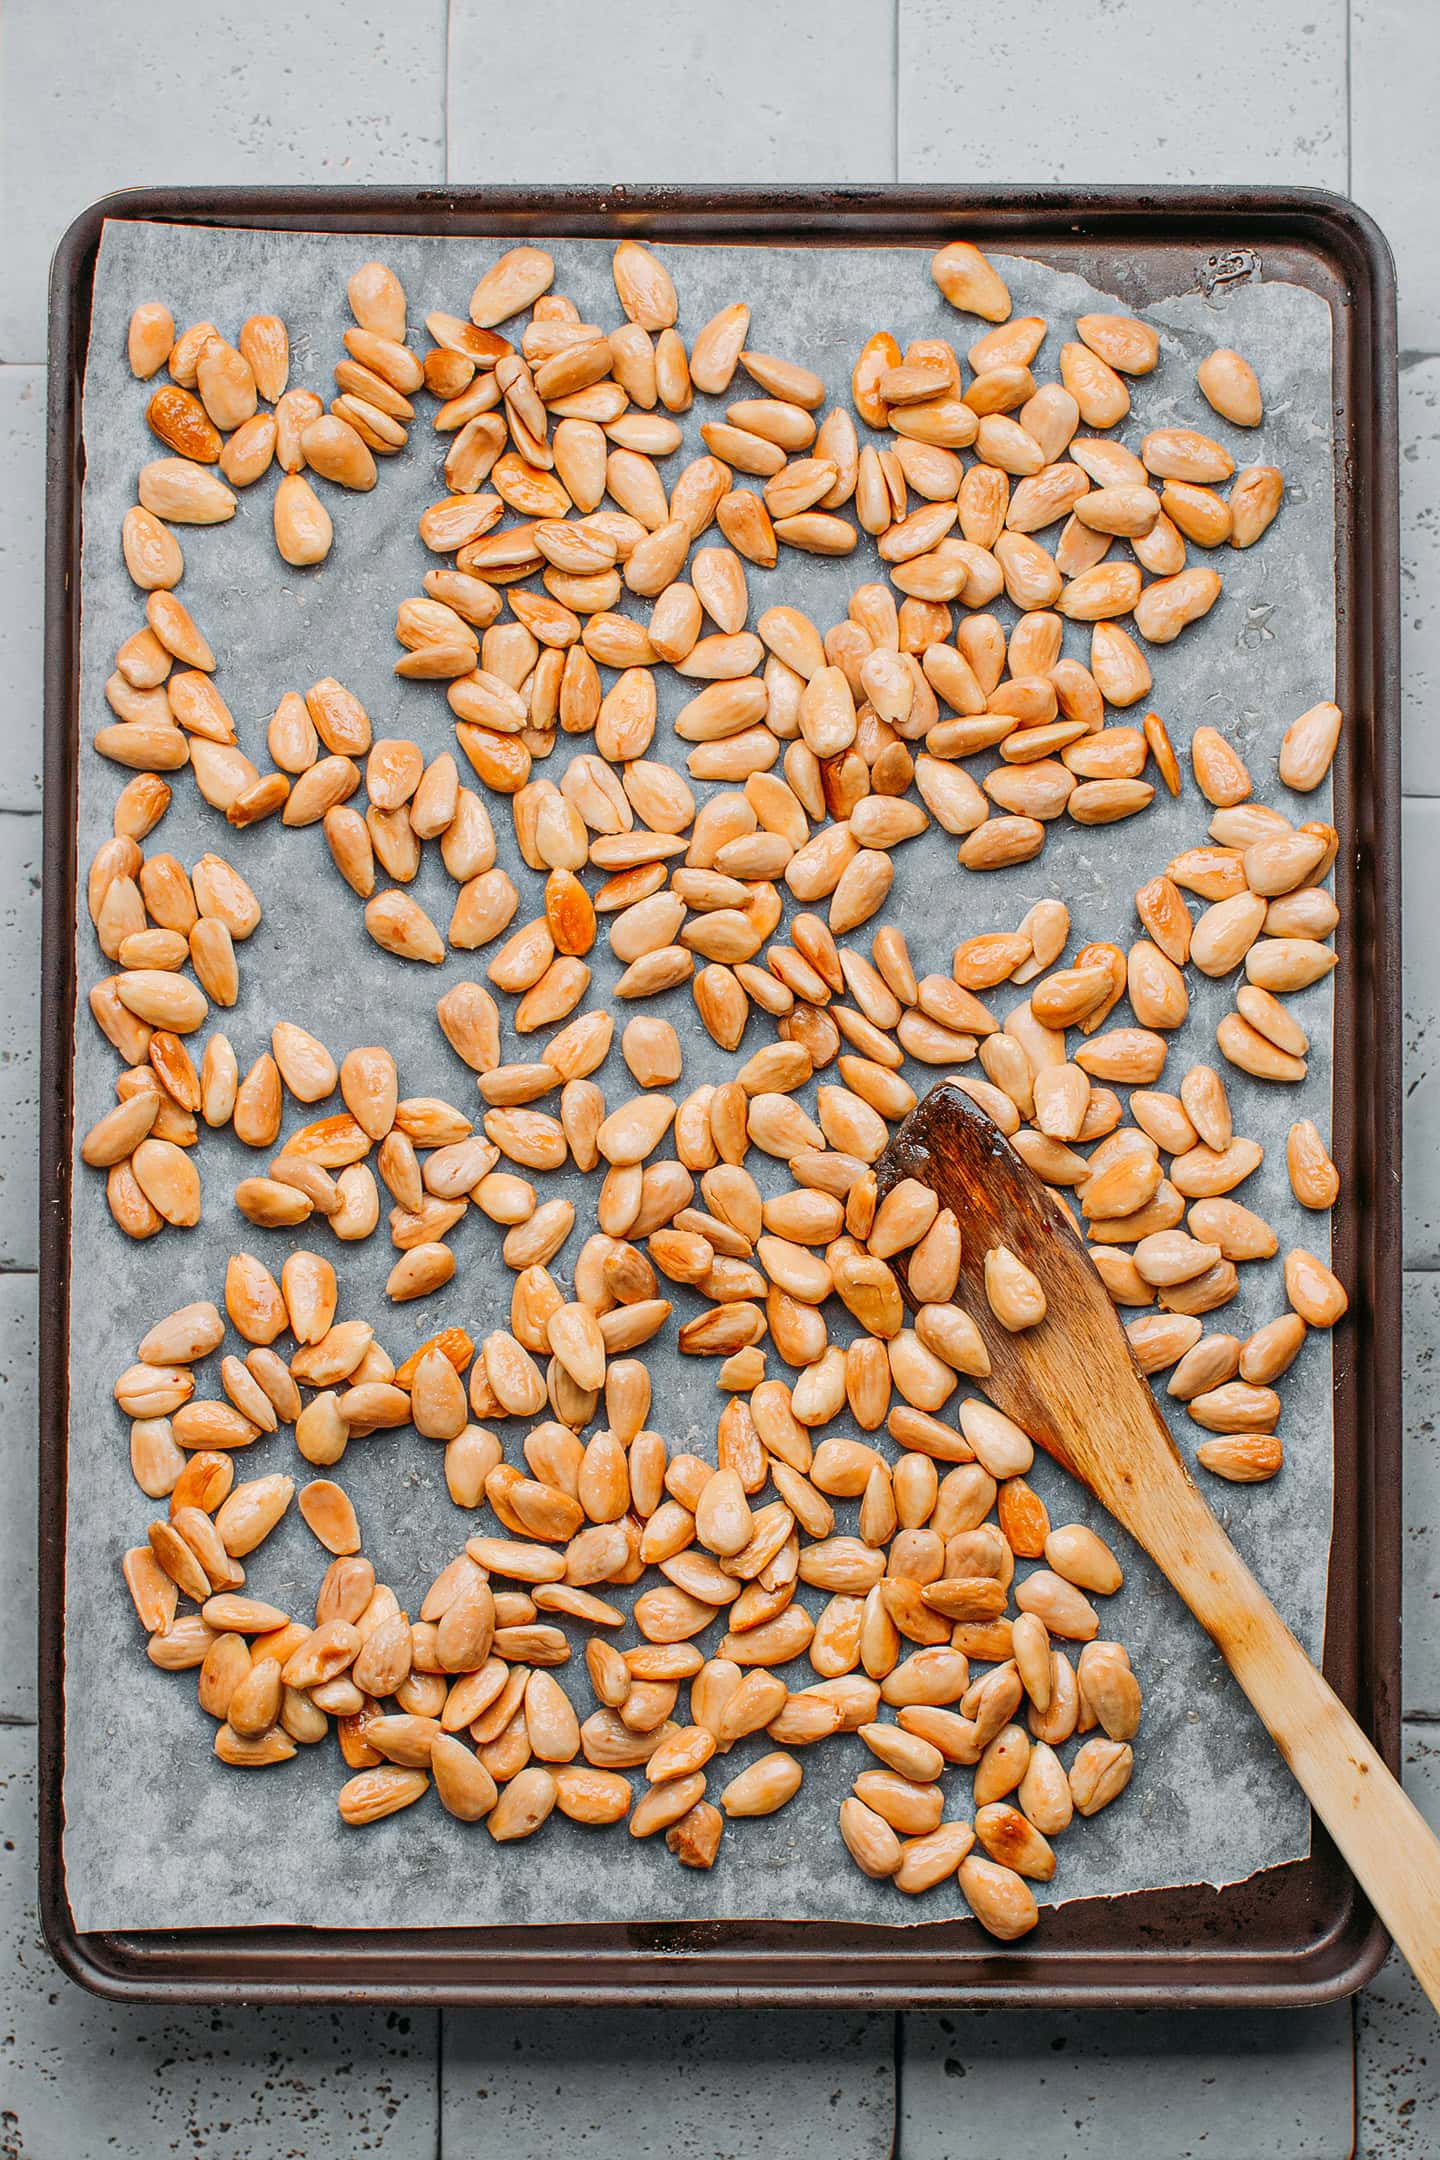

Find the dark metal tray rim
[[39, 182, 1401, 2008]]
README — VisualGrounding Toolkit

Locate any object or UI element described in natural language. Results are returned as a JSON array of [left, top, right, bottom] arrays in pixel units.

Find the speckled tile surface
[[0, 367, 44, 811], [897, 0, 1349, 190], [0, 1272, 37, 1722], [0, 811, 40, 1272], [1400, 360, 1440, 795], [0, 1727, 441, 2160], [1357, 1728, 1440, 2155], [0, 0, 448, 362], [447, 0, 897, 187], [899, 1999, 1355, 2159], [1404, 800, 1440, 1267], [441, 2007, 896, 2159], [1352, 0, 1440, 352], [5, 0, 1440, 2149], [1403, 1275, 1440, 1711]]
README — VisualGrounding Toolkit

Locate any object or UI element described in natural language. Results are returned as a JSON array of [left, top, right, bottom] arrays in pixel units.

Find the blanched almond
[[1230, 465, 1285, 548], [1278, 701, 1342, 792], [931, 242, 1011, 322], [138, 458, 236, 524], [274, 473, 333, 565], [1197, 347, 1263, 427]]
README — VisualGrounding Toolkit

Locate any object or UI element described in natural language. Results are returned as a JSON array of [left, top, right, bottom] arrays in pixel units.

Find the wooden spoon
[[876, 1078, 1440, 2007]]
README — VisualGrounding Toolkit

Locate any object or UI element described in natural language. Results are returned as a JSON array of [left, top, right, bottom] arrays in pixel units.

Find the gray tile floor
[[1, 0, 1436, 2151]]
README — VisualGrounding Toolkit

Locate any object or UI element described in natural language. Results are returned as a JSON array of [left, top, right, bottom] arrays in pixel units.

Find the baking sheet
[[64, 219, 1337, 1934]]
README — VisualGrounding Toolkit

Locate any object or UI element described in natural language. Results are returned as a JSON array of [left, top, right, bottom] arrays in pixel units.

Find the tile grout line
[[891, 0, 900, 182], [436, 2002, 445, 2160], [443, 0, 455, 189], [1345, 0, 1354, 200], [891, 2006, 904, 2157]]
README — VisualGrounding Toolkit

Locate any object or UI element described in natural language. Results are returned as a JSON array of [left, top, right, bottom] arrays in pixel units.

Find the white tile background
[[1, 0, 1436, 2150]]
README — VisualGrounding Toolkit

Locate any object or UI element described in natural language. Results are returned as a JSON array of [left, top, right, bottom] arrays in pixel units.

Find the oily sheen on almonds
[[89, 234, 1345, 1937]]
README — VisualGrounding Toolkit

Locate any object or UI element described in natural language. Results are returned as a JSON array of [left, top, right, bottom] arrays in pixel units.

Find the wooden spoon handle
[[1224, 1598, 1439, 2006], [1132, 1463, 1440, 2011]]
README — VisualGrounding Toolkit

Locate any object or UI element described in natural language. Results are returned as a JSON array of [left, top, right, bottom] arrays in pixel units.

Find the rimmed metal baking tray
[[39, 183, 1400, 2006]]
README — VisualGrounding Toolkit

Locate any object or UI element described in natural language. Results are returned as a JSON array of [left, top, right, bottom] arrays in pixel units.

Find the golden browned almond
[[931, 242, 1012, 322]]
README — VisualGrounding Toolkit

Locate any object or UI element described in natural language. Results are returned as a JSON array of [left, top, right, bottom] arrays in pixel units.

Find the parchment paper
[[63, 219, 1337, 1934]]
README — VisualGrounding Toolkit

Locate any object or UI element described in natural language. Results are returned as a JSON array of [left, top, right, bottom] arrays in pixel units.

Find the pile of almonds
[[121, 1237, 1138, 1937], [92, 233, 1348, 1935]]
